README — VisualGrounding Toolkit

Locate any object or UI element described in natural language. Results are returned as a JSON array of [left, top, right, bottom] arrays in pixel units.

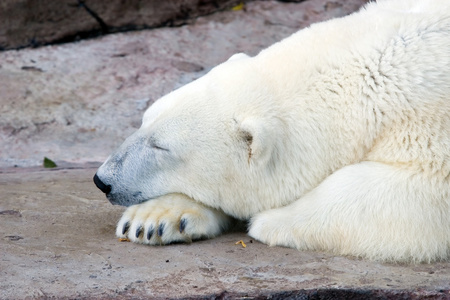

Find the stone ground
[[1, 0, 450, 299], [1, 168, 450, 298]]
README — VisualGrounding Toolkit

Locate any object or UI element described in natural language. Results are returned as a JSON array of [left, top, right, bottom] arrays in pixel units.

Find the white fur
[[96, 0, 450, 262], [116, 194, 232, 244]]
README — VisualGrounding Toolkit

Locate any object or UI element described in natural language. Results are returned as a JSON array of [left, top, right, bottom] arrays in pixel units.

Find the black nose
[[93, 173, 112, 194]]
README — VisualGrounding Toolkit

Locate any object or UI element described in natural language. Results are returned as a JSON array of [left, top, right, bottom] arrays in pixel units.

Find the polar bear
[[94, 0, 450, 263]]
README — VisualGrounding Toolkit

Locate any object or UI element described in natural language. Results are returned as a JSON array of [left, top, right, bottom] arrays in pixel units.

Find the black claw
[[136, 225, 143, 238], [179, 218, 187, 233], [122, 221, 130, 235], [147, 226, 154, 240], [157, 223, 165, 237]]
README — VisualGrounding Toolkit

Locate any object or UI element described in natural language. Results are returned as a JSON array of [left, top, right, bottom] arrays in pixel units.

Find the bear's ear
[[227, 53, 249, 62], [239, 118, 274, 165]]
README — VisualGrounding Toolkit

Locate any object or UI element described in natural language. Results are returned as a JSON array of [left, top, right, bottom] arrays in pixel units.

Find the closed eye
[[153, 144, 169, 152], [149, 136, 170, 152]]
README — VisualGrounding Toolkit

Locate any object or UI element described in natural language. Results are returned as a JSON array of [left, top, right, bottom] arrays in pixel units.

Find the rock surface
[[1, 168, 449, 299], [0, 0, 243, 50], [0, 0, 369, 168]]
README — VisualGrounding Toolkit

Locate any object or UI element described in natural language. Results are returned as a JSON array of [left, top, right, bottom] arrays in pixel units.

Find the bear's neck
[[232, 27, 386, 216]]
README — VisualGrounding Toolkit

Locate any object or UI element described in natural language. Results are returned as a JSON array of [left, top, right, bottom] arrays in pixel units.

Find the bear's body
[[94, 0, 450, 262]]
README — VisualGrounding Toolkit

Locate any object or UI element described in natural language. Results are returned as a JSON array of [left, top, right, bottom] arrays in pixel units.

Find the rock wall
[[0, 0, 244, 50]]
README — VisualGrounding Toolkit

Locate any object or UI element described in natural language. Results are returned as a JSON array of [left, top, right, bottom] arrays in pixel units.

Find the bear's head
[[94, 54, 293, 218]]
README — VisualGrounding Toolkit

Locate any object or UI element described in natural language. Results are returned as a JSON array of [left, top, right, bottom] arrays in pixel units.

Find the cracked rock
[[0, 0, 245, 50]]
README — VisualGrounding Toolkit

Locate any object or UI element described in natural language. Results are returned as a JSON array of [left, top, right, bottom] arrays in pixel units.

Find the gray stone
[[0, 168, 449, 298], [0, 0, 244, 50]]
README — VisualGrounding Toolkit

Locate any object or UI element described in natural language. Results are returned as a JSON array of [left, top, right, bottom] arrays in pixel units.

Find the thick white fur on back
[[96, 0, 450, 263]]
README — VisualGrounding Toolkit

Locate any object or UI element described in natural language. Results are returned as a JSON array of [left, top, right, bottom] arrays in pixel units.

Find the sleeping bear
[[94, 0, 450, 262]]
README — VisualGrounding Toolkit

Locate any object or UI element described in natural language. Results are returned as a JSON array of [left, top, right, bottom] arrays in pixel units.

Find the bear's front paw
[[248, 208, 298, 249], [116, 193, 232, 245]]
